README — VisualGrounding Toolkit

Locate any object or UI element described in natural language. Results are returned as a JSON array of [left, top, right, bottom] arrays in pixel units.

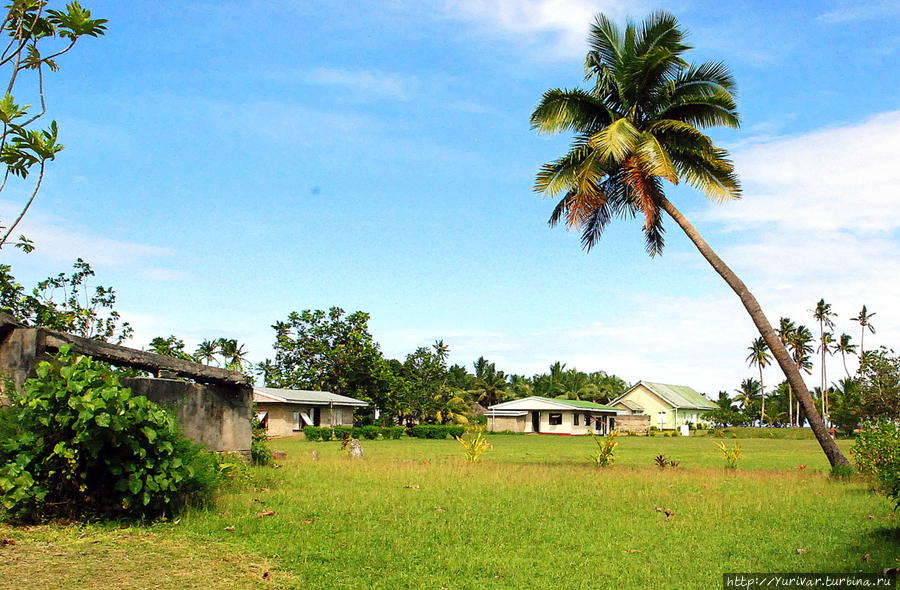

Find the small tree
[[0, 1, 107, 251], [857, 347, 900, 421]]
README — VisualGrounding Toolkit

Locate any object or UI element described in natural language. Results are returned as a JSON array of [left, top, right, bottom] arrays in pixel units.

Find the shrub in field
[[589, 430, 618, 467], [0, 345, 220, 521], [715, 441, 742, 470], [303, 425, 401, 441], [654, 454, 679, 468], [853, 420, 899, 509], [251, 427, 273, 466], [408, 425, 464, 439], [455, 426, 493, 462]]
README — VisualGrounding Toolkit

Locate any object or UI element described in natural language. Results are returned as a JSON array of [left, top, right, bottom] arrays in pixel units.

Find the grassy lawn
[[2, 435, 897, 589]]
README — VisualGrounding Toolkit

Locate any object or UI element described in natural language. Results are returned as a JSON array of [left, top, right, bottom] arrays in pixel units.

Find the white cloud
[[817, 0, 900, 23], [708, 110, 900, 233], [442, 0, 636, 59], [302, 67, 416, 101]]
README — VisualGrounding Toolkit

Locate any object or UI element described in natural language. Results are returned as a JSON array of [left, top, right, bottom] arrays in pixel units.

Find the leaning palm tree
[[530, 11, 847, 465], [746, 337, 771, 425], [835, 333, 857, 379], [851, 305, 876, 367]]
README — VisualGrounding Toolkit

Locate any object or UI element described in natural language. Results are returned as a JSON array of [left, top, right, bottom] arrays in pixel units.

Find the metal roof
[[253, 387, 369, 407], [488, 396, 622, 413], [610, 381, 715, 410], [617, 399, 644, 412]]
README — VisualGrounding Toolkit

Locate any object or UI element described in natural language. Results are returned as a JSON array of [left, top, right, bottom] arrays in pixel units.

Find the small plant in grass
[[589, 430, 618, 467], [715, 441, 742, 470], [654, 454, 679, 468], [0, 345, 220, 521], [853, 420, 899, 509], [455, 426, 493, 462]]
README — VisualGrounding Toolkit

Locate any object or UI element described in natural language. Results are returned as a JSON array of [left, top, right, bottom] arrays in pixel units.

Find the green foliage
[[408, 425, 464, 439], [0, 345, 220, 521], [0, 1, 107, 250], [853, 421, 899, 509], [302, 425, 403, 442], [857, 347, 900, 421], [0, 259, 132, 342], [259, 308, 392, 412], [589, 430, 618, 467], [455, 426, 493, 462], [250, 428, 273, 467], [715, 441, 742, 469]]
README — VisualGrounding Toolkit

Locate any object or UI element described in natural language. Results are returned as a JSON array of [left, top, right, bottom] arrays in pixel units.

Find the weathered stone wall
[[123, 378, 251, 457], [0, 317, 252, 457], [615, 414, 651, 435]]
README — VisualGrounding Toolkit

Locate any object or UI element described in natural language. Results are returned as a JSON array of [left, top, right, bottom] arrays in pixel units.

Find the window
[[549, 413, 563, 425], [292, 412, 301, 431], [573, 413, 580, 426]]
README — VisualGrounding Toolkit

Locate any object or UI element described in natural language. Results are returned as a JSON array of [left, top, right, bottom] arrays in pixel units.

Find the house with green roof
[[609, 381, 715, 430], [485, 396, 625, 435]]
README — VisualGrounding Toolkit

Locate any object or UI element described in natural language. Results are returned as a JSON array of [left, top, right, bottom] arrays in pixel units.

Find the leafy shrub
[[853, 420, 899, 509], [251, 427, 273, 466], [0, 346, 220, 521], [589, 430, 618, 467], [408, 425, 464, 439], [715, 441, 742, 470], [456, 426, 492, 462], [385, 426, 403, 439]]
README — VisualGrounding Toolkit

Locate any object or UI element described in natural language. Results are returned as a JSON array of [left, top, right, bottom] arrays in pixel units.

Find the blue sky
[[4, 0, 900, 394]]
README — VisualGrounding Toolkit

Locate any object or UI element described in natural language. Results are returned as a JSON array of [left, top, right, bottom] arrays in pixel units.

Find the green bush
[[0, 345, 221, 522], [408, 425, 464, 439], [303, 425, 403, 441], [251, 427, 273, 466], [853, 420, 900, 509]]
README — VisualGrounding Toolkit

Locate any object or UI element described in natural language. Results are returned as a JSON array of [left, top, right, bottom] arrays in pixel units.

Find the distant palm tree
[[472, 361, 508, 407], [734, 378, 760, 421], [194, 339, 220, 365], [851, 305, 876, 367], [529, 11, 847, 465], [817, 331, 835, 420], [218, 338, 249, 372], [787, 326, 814, 426], [746, 337, 771, 424], [812, 299, 837, 422], [835, 333, 857, 379], [777, 318, 796, 426], [432, 339, 449, 363]]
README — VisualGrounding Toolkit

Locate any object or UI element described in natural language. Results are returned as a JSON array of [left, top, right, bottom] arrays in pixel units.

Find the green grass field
[[2, 435, 897, 589]]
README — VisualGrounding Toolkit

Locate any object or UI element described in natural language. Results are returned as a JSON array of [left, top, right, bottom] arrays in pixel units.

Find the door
[[313, 407, 321, 426], [531, 411, 540, 433]]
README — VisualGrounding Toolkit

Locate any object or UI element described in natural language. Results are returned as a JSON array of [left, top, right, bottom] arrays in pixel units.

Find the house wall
[[614, 384, 710, 430], [521, 410, 613, 435], [258, 403, 355, 437], [487, 415, 525, 433]]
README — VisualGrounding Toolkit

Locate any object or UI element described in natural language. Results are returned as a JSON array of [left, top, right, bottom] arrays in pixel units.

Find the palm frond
[[589, 117, 641, 161], [634, 11, 689, 56], [531, 88, 611, 134], [636, 131, 678, 182], [660, 89, 740, 129], [585, 14, 622, 74], [671, 147, 741, 202]]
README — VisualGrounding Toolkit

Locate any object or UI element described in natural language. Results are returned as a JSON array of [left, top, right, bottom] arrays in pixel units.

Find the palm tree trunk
[[658, 196, 849, 467], [758, 364, 765, 425]]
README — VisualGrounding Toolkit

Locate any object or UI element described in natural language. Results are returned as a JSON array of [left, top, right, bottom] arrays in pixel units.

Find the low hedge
[[407, 425, 464, 439], [303, 425, 403, 441]]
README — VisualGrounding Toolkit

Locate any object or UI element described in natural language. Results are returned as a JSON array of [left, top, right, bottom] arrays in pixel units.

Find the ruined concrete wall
[[0, 320, 252, 458], [615, 414, 651, 435], [123, 378, 252, 458]]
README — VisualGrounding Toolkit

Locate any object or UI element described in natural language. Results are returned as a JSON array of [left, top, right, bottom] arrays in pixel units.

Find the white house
[[485, 396, 625, 435], [252, 387, 368, 437], [609, 381, 715, 430]]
